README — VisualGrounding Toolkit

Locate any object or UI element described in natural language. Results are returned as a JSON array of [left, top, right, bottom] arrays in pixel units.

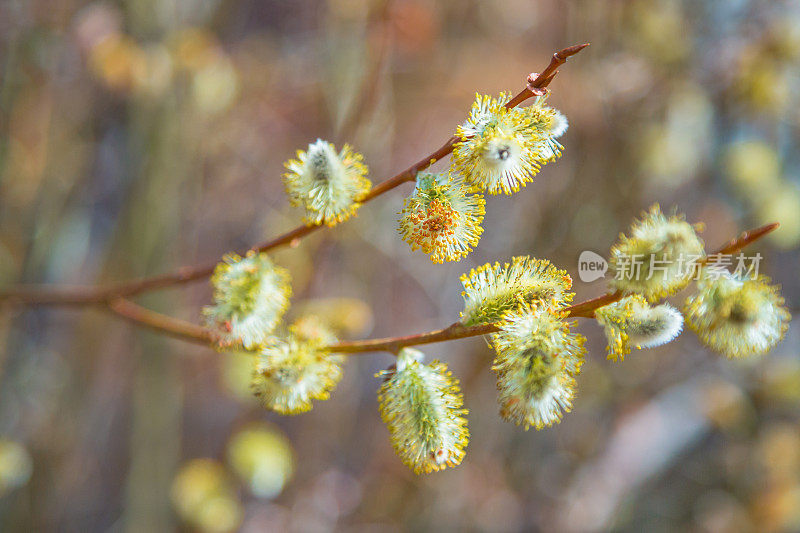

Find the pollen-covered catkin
[[609, 204, 705, 301], [377, 348, 469, 474], [452, 93, 567, 195], [595, 294, 684, 361], [251, 318, 343, 414], [283, 139, 371, 226], [460, 256, 574, 326], [399, 172, 485, 263], [203, 252, 291, 349], [492, 302, 586, 430], [685, 270, 790, 358]]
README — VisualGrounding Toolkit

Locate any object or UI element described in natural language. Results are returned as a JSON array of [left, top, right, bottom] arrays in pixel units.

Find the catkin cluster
[[199, 85, 790, 476], [399, 93, 568, 263]]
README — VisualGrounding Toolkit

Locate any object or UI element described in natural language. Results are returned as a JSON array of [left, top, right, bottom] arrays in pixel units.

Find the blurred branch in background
[[560, 377, 715, 531], [335, 0, 393, 141]]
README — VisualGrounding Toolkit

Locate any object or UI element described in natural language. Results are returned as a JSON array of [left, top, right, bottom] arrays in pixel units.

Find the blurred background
[[0, 0, 799, 531]]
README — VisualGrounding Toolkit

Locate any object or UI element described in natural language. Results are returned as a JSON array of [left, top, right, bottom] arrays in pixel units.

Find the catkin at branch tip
[[452, 92, 567, 195], [684, 270, 790, 359]]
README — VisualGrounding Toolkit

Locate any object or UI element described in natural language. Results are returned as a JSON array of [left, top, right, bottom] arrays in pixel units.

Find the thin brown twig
[[565, 222, 781, 319], [108, 298, 216, 345], [709, 222, 779, 257], [81, 221, 778, 354], [0, 43, 590, 307]]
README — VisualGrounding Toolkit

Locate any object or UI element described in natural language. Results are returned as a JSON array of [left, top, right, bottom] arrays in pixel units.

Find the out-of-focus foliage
[[171, 459, 243, 533], [0, 440, 32, 497], [0, 0, 797, 531], [226, 422, 294, 499]]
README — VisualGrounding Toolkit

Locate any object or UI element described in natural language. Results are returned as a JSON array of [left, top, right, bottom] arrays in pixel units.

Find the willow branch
[[95, 222, 777, 353], [330, 222, 779, 351], [0, 43, 590, 307], [565, 221, 781, 318], [108, 298, 216, 345], [708, 222, 779, 257]]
